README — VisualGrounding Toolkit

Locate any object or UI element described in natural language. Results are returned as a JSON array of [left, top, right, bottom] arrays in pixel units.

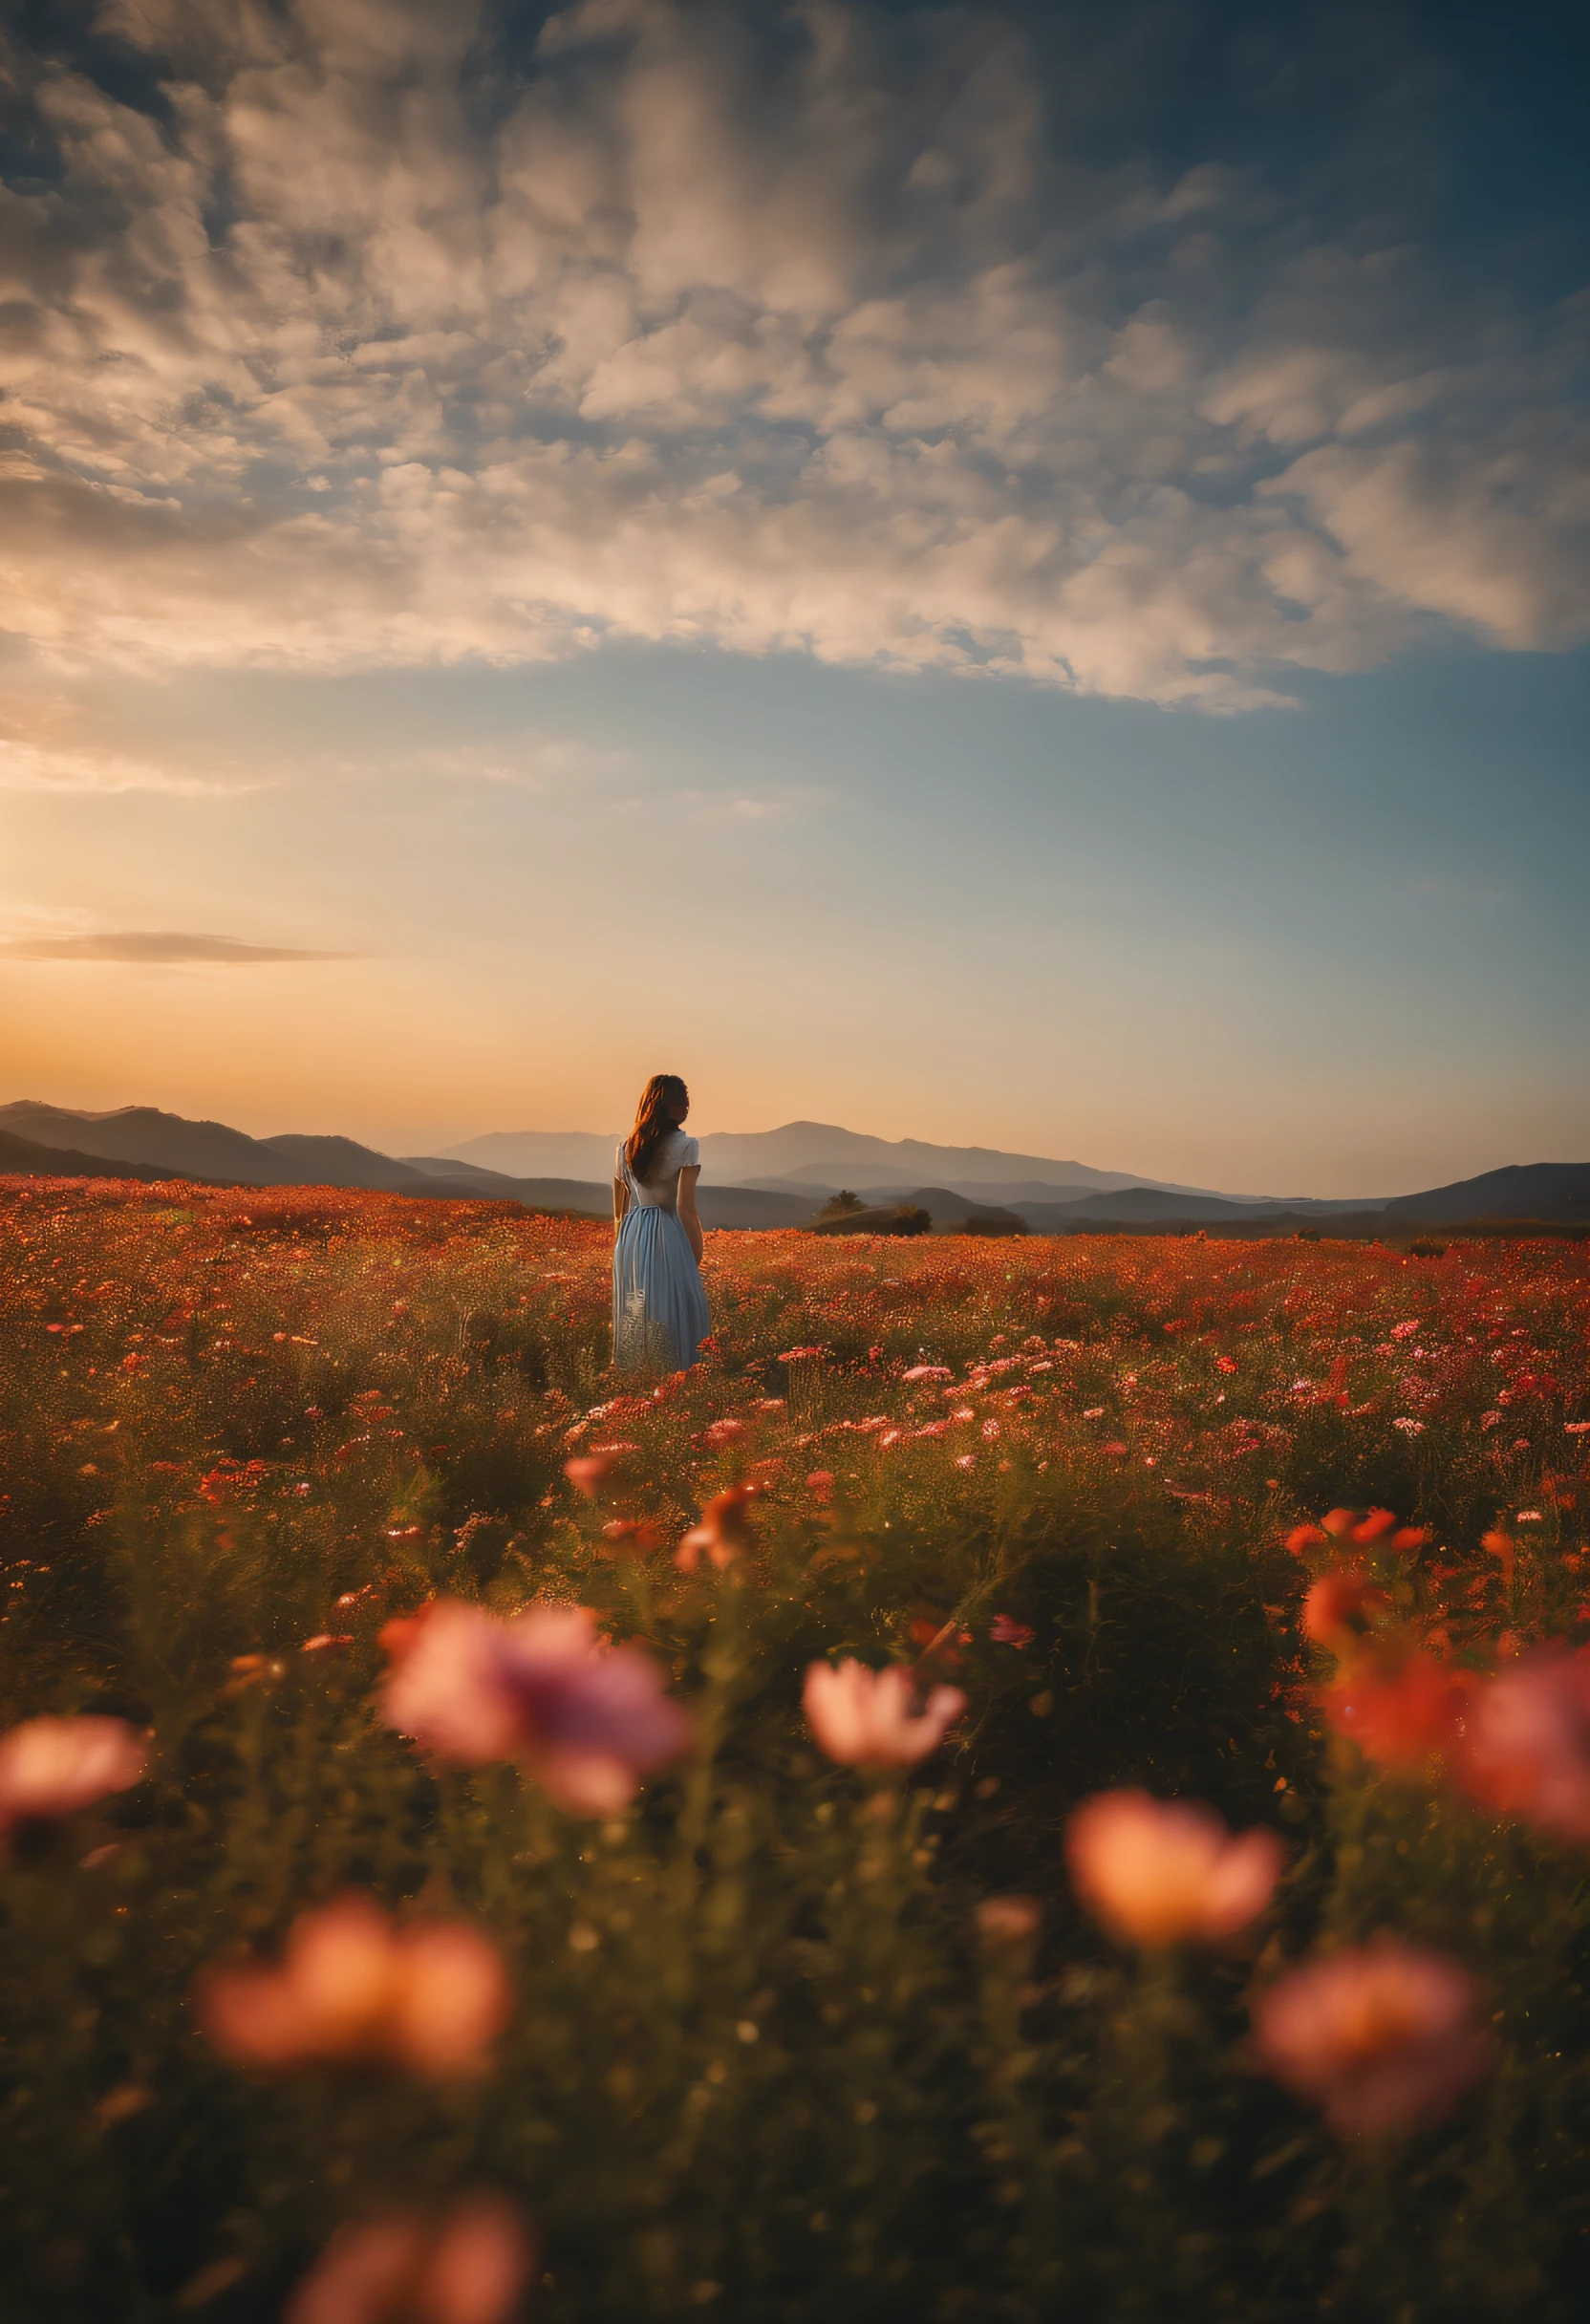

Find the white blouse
[[614, 1128, 700, 1211]]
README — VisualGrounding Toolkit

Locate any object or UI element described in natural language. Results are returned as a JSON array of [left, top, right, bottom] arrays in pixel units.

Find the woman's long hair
[[625, 1074, 689, 1186]]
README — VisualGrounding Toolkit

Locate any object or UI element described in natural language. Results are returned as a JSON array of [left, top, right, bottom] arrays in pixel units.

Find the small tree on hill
[[818, 1191, 866, 1220]]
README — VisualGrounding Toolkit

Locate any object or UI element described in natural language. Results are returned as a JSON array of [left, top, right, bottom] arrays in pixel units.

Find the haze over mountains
[[443, 1122, 1231, 1199], [1, 1101, 1587, 1232]]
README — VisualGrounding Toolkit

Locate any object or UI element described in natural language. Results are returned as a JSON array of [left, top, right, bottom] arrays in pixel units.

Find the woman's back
[[616, 1127, 698, 1211]]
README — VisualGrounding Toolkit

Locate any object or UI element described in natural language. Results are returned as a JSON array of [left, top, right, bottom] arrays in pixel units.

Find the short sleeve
[[677, 1135, 700, 1170], [613, 1140, 627, 1179]]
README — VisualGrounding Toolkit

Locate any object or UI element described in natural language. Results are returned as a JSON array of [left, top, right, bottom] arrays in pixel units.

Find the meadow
[[2, 1173, 1589, 2322]]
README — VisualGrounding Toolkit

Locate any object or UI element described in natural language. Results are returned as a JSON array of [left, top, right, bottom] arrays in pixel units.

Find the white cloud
[[0, 929, 351, 961], [0, 0, 1584, 709], [0, 736, 235, 793]]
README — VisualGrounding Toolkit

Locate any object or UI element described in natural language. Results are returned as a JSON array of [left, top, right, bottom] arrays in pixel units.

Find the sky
[[1, 0, 1586, 1198]]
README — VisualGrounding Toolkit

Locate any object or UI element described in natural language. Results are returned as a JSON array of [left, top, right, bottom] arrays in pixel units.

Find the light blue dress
[[612, 1129, 711, 1371]]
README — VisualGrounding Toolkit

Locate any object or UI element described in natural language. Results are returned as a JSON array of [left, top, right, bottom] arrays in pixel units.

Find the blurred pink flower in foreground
[[1458, 1647, 1590, 1839], [381, 1599, 690, 1815], [287, 2196, 532, 2324], [1252, 1941, 1493, 2137], [1065, 1790, 1284, 1947], [0, 1715, 145, 1845], [198, 1893, 509, 2077], [803, 1660, 966, 1768]]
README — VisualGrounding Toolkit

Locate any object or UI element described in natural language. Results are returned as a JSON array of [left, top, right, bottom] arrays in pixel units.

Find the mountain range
[[442, 1121, 1235, 1197], [1, 1101, 1587, 1233]]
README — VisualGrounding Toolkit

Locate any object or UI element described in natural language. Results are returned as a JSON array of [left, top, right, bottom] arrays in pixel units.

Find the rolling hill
[[444, 1120, 1235, 1200], [4, 1100, 1586, 1234]]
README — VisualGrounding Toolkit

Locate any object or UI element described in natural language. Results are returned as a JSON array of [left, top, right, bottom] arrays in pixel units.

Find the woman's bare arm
[[612, 1177, 629, 1234], [676, 1165, 704, 1265]]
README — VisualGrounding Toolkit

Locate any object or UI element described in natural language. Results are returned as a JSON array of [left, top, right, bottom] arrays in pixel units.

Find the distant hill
[[0, 1101, 312, 1185], [1383, 1163, 1590, 1225], [6, 1099, 1584, 1237], [446, 1119, 1234, 1199], [1042, 1187, 1302, 1224], [0, 1124, 187, 1185], [0, 1103, 612, 1216], [889, 1186, 1029, 1232]]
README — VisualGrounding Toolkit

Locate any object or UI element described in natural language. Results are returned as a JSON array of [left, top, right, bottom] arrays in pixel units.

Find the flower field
[[3, 1173, 1590, 2322]]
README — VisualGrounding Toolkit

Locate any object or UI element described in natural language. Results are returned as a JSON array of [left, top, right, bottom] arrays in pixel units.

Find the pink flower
[[903, 1365, 953, 1382], [381, 1600, 690, 1815], [989, 1615, 1035, 1648], [286, 2197, 533, 2324], [675, 1485, 757, 1574], [0, 1715, 145, 1844], [1459, 1647, 1590, 1839], [803, 1660, 966, 1768], [806, 1469, 834, 1502], [976, 1894, 1042, 1948], [1252, 1941, 1494, 2137], [197, 1893, 509, 2077], [1065, 1791, 1284, 1947], [700, 1417, 746, 1449], [563, 1454, 613, 1498]]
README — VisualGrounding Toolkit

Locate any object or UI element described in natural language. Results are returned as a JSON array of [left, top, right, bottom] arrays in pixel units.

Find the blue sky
[[1, 0, 1586, 1194]]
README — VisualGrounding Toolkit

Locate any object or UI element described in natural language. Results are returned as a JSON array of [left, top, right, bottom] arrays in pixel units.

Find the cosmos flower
[[0, 1715, 145, 1846], [1252, 1941, 1493, 2137], [675, 1485, 757, 1572], [197, 1893, 509, 2077], [1065, 1791, 1284, 1947], [381, 1600, 691, 1815], [803, 1660, 966, 1768], [989, 1615, 1036, 1648], [1321, 1646, 1470, 1770], [1458, 1647, 1590, 1840], [285, 2197, 533, 2324], [1300, 1568, 1390, 1653], [976, 1894, 1042, 1948]]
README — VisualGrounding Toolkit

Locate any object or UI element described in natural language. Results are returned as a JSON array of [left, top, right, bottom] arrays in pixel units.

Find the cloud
[[0, 931, 354, 963], [0, 0, 1584, 709], [0, 739, 237, 793]]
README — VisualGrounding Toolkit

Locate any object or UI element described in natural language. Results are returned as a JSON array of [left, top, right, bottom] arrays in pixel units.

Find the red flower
[[564, 1454, 614, 1499], [989, 1615, 1035, 1648], [1321, 1646, 1469, 1769], [1300, 1568, 1389, 1653], [675, 1486, 757, 1572]]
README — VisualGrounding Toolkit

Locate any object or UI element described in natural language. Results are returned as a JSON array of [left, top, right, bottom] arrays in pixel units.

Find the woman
[[612, 1073, 711, 1372]]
